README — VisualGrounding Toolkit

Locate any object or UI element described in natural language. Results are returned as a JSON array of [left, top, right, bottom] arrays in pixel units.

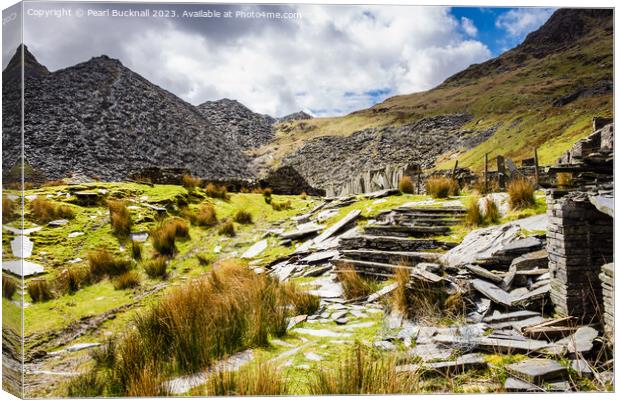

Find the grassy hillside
[[256, 9, 612, 172]]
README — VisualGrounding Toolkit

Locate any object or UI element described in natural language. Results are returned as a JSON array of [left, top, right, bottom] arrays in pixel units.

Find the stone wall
[[599, 263, 614, 341], [546, 191, 613, 322]]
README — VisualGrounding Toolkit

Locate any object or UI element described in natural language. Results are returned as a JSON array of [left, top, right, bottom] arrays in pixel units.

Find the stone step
[[333, 258, 417, 279], [339, 249, 440, 265], [364, 224, 451, 238], [378, 216, 462, 227], [339, 235, 445, 252], [394, 206, 466, 215]]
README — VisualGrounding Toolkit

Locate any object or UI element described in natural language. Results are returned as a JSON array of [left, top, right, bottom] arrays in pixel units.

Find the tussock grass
[[30, 198, 74, 223], [151, 218, 190, 257], [300, 191, 307, 200], [282, 282, 321, 315], [391, 266, 460, 324], [28, 279, 54, 302], [425, 176, 459, 198], [271, 200, 292, 211], [482, 197, 501, 224], [507, 178, 536, 210], [556, 172, 574, 188], [206, 360, 289, 396], [392, 267, 411, 315], [130, 241, 142, 261], [107, 200, 132, 237], [142, 257, 167, 279], [204, 183, 229, 200], [2, 197, 16, 224], [65, 371, 106, 398], [66, 261, 317, 396], [233, 209, 253, 224], [88, 249, 132, 279], [466, 196, 501, 227], [262, 188, 273, 204], [218, 220, 236, 237], [399, 176, 415, 194], [195, 203, 218, 227], [57, 267, 88, 294], [464, 196, 483, 227], [308, 343, 420, 394], [182, 174, 201, 191], [112, 271, 141, 290], [2, 275, 17, 299], [336, 264, 373, 300]]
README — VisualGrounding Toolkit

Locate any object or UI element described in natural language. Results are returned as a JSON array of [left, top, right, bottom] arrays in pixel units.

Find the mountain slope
[[258, 8, 612, 183], [197, 98, 275, 149], [2, 50, 251, 182]]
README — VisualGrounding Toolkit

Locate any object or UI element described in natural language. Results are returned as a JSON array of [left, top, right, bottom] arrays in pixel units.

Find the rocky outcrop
[[197, 98, 275, 149], [281, 114, 497, 191], [278, 111, 313, 123], [2, 48, 252, 183]]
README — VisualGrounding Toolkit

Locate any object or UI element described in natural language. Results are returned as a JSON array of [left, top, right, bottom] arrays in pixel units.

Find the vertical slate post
[[484, 153, 489, 193], [497, 155, 506, 190]]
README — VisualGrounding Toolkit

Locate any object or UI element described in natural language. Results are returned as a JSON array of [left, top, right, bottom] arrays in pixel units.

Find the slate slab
[[506, 358, 567, 384], [397, 353, 487, 375], [465, 264, 503, 283], [471, 279, 512, 306], [314, 210, 361, 244], [241, 239, 268, 259]]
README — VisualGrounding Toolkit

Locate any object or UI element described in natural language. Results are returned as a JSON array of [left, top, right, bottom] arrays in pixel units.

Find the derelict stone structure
[[546, 192, 612, 321], [546, 120, 614, 328]]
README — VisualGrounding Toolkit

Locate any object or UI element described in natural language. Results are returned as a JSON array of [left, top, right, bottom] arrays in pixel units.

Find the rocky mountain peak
[[197, 98, 276, 149], [3, 44, 50, 82]]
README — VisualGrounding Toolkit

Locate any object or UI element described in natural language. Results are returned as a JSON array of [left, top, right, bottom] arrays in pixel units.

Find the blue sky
[[451, 7, 556, 55]]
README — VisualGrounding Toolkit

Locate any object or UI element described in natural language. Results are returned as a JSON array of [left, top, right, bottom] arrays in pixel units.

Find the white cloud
[[495, 8, 554, 38], [24, 4, 493, 117], [461, 17, 478, 37]]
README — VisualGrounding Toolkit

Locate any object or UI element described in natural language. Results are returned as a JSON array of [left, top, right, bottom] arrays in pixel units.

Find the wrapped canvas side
[[2, 1, 25, 399]]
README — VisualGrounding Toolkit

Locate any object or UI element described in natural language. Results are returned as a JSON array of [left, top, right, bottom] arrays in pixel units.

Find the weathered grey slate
[[589, 194, 613, 217], [570, 359, 593, 377], [366, 282, 398, 303], [409, 344, 452, 362], [512, 284, 550, 307], [433, 334, 548, 353], [465, 264, 503, 283], [48, 219, 69, 227], [471, 279, 512, 306], [483, 310, 540, 324], [287, 314, 308, 330], [241, 239, 268, 259], [504, 377, 539, 392], [545, 326, 598, 355], [314, 210, 361, 244], [506, 358, 567, 384], [510, 249, 548, 271], [397, 353, 487, 374], [302, 250, 339, 264], [280, 226, 323, 240], [302, 265, 332, 277]]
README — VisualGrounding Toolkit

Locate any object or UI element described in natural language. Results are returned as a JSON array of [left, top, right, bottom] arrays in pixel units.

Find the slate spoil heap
[[257, 189, 611, 392]]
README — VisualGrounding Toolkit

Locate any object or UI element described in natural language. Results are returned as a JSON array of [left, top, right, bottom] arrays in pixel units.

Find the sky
[[4, 2, 556, 117]]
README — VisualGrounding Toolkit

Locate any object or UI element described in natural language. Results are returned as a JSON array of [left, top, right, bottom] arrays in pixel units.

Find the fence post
[[451, 160, 459, 178], [534, 148, 540, 186], [484, 153, 489, 193], [497, 155, 506, 191]]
